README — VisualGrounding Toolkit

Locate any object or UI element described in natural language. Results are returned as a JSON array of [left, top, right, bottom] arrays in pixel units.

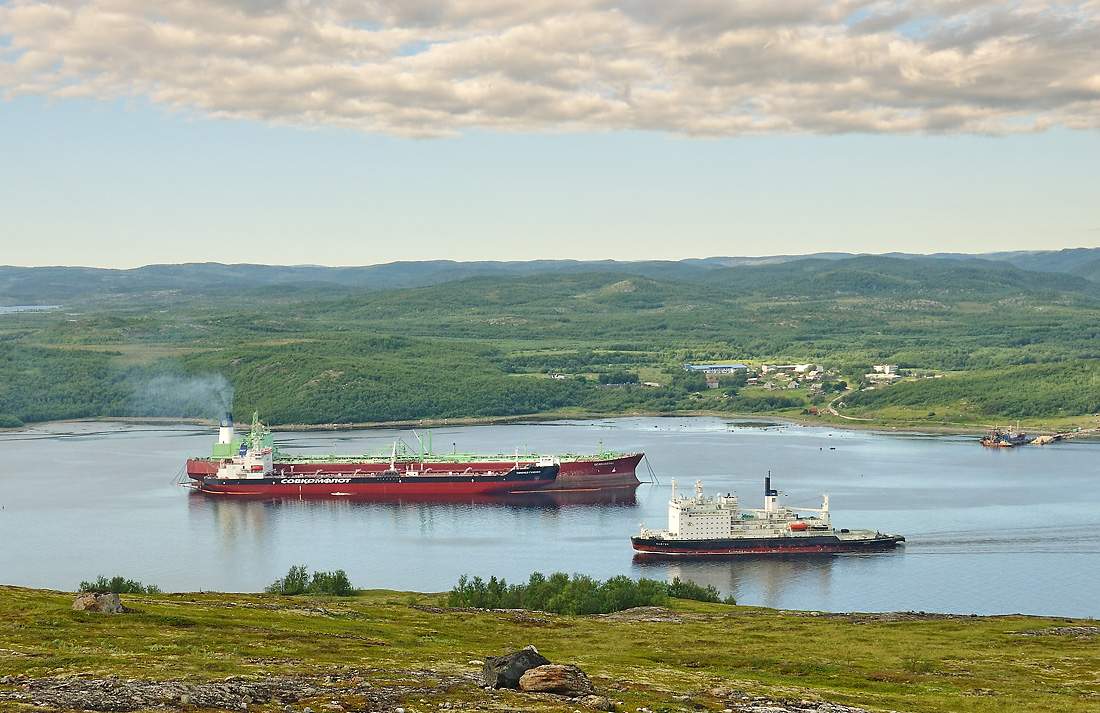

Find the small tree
[[79, 575, 161, 594], [266, 565, 359, 596], [447, 572, 730, 613], [265, 565, 310, 595], [310, 569, 357, 596], [667, 576, 721, 603], [598, 371, 640, 385]]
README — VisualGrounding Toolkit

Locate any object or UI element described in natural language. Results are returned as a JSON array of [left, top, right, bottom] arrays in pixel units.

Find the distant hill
[[3, 247, 1099, 304], [693, 255, 1100, 300], [1068, 257, 1100, 282], [994, 248, 1100, 274]]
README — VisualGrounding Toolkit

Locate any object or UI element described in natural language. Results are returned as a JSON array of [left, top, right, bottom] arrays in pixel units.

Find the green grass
[[1, 586, 1097, 712]]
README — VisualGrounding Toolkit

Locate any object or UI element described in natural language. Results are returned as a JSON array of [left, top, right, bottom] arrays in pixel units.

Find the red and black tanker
[[189, 414, 642, 496]]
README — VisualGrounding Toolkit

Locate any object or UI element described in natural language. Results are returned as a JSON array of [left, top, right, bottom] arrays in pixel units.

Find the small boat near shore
[[980, 424, 1034, 448], [631, 475, 905, 556]]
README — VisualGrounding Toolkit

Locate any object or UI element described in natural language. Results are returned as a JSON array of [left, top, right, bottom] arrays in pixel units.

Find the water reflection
[[194, 496, 271, 542], [633, 552, 836, 607], [187, 485, 637, 509], [631, 552, 913, 609], [188, 486, 640, 547]]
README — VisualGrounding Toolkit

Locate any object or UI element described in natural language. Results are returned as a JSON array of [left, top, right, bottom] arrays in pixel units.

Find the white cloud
[[1, 0, 1097, 137]]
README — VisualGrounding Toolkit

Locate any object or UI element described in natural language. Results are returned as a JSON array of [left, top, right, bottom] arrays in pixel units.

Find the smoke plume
[[132, 371, 234, 420]]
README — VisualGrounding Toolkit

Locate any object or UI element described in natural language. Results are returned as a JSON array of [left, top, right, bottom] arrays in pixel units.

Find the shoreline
[[6, 411, 1098, 440]]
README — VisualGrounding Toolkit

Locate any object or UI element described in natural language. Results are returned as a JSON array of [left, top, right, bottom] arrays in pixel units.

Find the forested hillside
[[2, 252, 1100, 430]]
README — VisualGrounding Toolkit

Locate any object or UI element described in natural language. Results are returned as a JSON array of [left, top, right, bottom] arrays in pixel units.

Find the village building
[[867, 364, 901, 381], [683, 363, 748, 374], [760, 363, 817, 375]]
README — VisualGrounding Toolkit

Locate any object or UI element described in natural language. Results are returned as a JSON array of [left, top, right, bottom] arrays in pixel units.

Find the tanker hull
[[198, 464, 559, 498]]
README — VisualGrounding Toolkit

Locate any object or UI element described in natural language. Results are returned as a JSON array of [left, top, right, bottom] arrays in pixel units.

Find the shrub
[[265, 565, 358, 596], [598, 371, 640, 385], [266, 565, 311, 595], [310, 569, 357, 597], [79, 575, 161, 594], [667, 576, 721, 603], [446, 571, 734, 613]]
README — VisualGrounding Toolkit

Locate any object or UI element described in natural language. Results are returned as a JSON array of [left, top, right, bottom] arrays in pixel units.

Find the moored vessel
[[195, 419, 559, 498], [980, 424, 1034, 447], [186, 414, 642, 491], [631, 476, 905, 556]]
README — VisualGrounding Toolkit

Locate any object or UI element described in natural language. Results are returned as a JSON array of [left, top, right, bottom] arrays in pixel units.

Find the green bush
[[265, 565, 358, 596], [666, 576, 721, 603], [309, 569, 357, 597], [79, 575, 161, 594], [266, 564, 310, 595], [446, 571, 734, 613]]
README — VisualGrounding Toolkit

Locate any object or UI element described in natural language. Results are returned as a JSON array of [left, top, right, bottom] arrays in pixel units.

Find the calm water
[[1, 417, 1097, 618]]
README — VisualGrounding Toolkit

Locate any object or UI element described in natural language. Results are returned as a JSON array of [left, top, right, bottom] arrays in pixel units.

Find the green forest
[[3, 253, 1100, 431]]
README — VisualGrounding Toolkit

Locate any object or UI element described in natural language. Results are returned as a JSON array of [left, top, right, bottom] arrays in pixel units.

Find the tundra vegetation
[[1, 584, 1097, 713], [3, 255, 1100, 430]]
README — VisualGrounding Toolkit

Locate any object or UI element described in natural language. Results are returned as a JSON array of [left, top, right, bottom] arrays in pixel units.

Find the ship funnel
[[218, 412, 235, 444], [763, 472, 780, 514]]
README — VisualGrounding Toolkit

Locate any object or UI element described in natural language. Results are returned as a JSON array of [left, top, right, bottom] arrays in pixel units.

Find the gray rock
[[481, 646, 551, 689], [579, 694, 614, 711], [72, 592, 124, 613]]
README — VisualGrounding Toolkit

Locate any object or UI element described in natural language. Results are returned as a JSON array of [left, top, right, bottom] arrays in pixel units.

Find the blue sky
[[2, 1, 1098, 269]]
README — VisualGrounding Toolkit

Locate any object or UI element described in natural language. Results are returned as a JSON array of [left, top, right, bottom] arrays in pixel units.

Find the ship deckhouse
[[632, 474, 904, 556], [655, 476, 831, 541], [667, 482, 739, 538]]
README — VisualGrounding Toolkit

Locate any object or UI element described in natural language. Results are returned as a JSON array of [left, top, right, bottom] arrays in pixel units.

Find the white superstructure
[[641, 476, 834, 542], [632, 475, 904, 555]]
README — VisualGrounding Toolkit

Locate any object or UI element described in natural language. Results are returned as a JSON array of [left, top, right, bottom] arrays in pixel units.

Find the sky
[[2, 0, 1099, 269]]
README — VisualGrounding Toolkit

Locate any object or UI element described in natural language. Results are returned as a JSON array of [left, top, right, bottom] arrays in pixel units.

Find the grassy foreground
[[1, 586, 1097, 713]]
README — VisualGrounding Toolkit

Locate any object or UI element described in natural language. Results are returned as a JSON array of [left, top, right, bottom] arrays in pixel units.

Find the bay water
[[1, 417, 1096, 618]]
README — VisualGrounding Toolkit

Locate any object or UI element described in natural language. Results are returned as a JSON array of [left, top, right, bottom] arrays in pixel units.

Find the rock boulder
[[480, 646, 551, 689], [72, 592, 125, 613], [518, 664, 595, 696]]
